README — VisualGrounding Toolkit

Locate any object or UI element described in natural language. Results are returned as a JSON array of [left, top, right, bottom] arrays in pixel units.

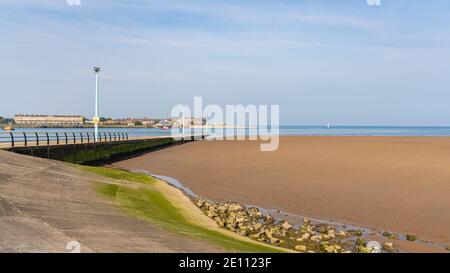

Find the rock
[[281, 221, 292, 230], [264, 215, 274, 224], [324, 245, 342, 253], [238, 225, 247, 230], [445, 246, 450, 252], [206, 211, 217, 218], [270, 237, 280, 244], [358, 246, 372, 253], [226, 223, 236, 229], [195, 198, 392, 254], [252, 223, 263, 231], [264, 228, 273, 237], [245, 225, 254, 231], [327, 229, 336, 239], [238, 229, 247, 236], [389, 233, 399, 240], [228, 203, 244, 212], [195, 198, 209, 208], [315, 224, 328, 234], [406, 234, 417, 241], [297, 233, 310, 242], [310, 235, 323, 242], [272, 225, 281, 231], [300, 225, 313, 234], [278, 229, 287, 237], [294, 245, 307, 252], [250, 231, 264, 239], [217, 205, 227, 214], [356, 238, 366, 246], [383, 242, 395, 253], [202, 202, 210, 210]]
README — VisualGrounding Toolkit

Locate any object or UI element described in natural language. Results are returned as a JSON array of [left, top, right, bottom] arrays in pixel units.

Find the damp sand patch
[[132, 169, 448, 253]]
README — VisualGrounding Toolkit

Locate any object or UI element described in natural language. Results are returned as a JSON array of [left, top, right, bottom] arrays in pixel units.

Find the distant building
[[0, 117, 14, 125], [157, 119, 173, 128], [171, 117, 206, 127], [107, 117, 156, 127], [14, 114, 85, 126]]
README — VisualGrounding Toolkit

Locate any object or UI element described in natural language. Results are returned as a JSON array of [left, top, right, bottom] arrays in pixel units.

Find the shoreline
[[125, 168, 447, 253], [112, 136, 450, 252], [92, 165, 289, 253], [146, 173, 292, 253]]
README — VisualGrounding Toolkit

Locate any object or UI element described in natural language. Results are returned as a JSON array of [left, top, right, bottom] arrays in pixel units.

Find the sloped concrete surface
[[0, 150, 221, 253]]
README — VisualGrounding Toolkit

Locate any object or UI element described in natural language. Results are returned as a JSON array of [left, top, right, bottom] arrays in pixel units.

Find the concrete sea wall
[[6, 137, 179, 165]]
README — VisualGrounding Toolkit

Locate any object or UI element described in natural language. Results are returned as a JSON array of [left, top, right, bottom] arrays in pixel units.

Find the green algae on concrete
[[64, 138, 175, 165], [88, 166, 284, 253], [82, 165, 156, 184]]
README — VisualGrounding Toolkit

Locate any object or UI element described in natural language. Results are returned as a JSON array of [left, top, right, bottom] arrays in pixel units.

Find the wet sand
[[113, 136, 450, 250]]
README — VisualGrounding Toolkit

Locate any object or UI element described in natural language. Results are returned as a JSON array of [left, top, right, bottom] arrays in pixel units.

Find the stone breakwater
[[194, 199, 398, 253]]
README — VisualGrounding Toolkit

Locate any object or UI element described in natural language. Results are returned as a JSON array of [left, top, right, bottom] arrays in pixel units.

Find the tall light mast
[[93, 67, 101, 141], [182, 107, 185, 139]]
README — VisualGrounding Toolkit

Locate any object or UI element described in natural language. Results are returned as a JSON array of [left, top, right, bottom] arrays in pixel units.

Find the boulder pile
[[194, 198, 397, 253]]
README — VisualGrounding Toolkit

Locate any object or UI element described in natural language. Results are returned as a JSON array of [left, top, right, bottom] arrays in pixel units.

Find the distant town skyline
[[1, 1, 450, 125]]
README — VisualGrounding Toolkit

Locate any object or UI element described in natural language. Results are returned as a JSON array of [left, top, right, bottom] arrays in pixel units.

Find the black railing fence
[[0, 131, 129, 148]]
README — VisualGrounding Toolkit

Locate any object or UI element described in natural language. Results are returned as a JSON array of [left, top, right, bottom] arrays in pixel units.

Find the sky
[[1, 0, 450, 125]]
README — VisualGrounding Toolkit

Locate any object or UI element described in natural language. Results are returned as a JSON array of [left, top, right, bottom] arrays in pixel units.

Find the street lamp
[[93, 66, 100, 141]]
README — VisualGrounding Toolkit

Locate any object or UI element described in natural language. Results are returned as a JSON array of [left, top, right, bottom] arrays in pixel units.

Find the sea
[[3, 125, 450, 140]]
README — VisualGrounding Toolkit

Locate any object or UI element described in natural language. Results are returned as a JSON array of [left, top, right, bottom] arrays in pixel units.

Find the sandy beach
[[113, 136, 450, 250]]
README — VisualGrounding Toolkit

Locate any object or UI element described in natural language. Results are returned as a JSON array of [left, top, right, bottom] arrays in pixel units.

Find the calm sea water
[[4, 126, 450, 138]]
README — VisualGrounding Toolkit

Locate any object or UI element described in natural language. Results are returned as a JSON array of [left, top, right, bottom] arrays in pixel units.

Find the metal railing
[[0, 131, 129, 148]]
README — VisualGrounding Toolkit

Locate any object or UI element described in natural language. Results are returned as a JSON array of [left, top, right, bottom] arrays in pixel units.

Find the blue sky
[[1, 0, 450, 125]]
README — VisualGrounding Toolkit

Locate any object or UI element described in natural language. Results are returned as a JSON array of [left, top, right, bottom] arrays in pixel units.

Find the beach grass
[[83, 166, 283, 253]]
